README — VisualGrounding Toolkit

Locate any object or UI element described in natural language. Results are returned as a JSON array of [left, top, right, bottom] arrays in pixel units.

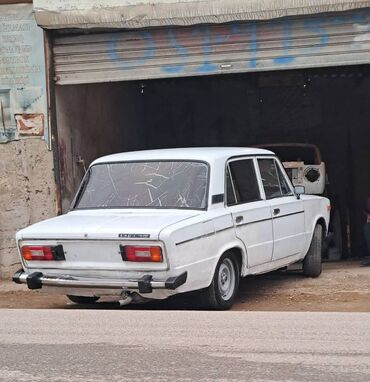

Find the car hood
[[16, 209, 202, 241]]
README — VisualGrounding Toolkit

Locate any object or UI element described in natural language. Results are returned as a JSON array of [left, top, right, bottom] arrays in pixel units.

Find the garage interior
[[55, 64, 370, 259]]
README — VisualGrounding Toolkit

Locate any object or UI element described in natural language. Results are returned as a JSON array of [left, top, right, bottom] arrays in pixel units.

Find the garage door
[[53, 9, 370, 85]]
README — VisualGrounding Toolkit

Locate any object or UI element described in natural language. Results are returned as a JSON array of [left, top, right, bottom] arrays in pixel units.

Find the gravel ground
[[0, 261, 369, 311]]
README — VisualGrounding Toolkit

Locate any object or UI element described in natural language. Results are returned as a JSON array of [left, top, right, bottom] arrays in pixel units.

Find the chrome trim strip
[[273, 210, 304, 219], [175, 210, 304, 245], [175, 231, 215, 246], [235, 217, 271, 227], [176, 226, 234, 246], [236, 210, 304, 228], [215, 226, 234, 234]]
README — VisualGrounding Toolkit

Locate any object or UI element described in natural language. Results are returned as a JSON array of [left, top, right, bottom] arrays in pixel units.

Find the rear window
[[74, 161, 209, 210]]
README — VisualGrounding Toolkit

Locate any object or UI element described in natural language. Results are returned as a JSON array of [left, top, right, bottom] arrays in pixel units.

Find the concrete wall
[[0, 139, 57, 279]]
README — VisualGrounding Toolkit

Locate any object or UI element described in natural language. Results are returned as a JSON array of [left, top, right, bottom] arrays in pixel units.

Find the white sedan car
[[13, 148, 330, 309]]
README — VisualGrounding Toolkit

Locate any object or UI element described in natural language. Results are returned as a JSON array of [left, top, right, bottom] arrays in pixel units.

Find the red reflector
[[21, 245, 64, 261], [121, 246, 163, 263]]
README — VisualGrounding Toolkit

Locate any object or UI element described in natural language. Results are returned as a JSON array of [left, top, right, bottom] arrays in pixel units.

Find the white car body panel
[[14, 147, 330, 301], [268, 196, 305, 261], [229, 200, 273, 268]]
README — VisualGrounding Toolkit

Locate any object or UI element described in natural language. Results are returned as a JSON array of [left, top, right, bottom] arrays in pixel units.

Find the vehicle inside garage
[[55, 65, 370, 259]]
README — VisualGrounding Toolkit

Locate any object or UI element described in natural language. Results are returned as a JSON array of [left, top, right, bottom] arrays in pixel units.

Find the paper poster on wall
[[0, 4, 48, 143]]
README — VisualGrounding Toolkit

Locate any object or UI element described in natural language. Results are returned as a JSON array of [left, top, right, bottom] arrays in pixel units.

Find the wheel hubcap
[[218, 258, 236, 301]]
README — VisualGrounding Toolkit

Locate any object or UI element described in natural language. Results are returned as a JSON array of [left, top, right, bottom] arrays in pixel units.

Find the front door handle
[[235, 216, 244, 224], [273, 208, 280, 216]]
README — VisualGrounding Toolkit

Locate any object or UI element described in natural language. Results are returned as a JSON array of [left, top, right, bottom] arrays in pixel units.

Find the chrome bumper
[[12, 269, 187, 294]]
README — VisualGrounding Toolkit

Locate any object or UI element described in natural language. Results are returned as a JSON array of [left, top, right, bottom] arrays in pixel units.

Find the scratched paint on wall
[[0, 4, 48, 143], [54, 9, 370, 85]]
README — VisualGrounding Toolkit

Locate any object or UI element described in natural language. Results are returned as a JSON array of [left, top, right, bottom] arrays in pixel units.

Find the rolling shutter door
[[53, 9, 370, 85]]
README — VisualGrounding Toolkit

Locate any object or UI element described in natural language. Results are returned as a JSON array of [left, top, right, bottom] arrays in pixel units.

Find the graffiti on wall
[[0, 4, 48, 143], [104, 10, 370, 78]]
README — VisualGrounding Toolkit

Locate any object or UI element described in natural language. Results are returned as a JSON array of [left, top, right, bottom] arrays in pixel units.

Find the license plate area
[[19, 239, 168, 271]]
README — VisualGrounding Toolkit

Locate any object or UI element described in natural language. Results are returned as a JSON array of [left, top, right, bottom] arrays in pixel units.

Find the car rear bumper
[[12, 269, 187, 294]]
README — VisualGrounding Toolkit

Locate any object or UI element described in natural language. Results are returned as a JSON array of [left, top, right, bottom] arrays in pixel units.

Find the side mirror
[[294, 186, 305, 199]]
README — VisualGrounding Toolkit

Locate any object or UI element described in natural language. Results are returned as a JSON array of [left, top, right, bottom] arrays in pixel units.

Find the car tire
[[67, 295, 100, 304], [198, 252, 240, 310], [303, 224, 323, 278]]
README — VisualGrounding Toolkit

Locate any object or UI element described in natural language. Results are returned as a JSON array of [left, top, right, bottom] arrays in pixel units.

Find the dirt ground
[[0, 261, 369, 311]]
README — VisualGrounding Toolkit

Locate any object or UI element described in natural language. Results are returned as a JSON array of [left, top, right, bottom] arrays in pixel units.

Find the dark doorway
[[55, 65, 370, 257]]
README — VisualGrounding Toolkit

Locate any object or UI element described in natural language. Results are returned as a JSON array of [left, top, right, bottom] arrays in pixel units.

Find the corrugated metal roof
[[34, 0, 370, 29]]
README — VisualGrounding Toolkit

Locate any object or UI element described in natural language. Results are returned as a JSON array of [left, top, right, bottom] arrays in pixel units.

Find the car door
[[257, 157, 305, 261], [226, 158, 274, 268]]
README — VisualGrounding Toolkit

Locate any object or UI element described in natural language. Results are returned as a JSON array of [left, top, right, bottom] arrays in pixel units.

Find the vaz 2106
[[13, 148, 330, 309]]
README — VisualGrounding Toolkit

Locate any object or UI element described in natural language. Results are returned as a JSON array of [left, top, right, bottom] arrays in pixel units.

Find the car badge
[[118, 234, 150, 239]]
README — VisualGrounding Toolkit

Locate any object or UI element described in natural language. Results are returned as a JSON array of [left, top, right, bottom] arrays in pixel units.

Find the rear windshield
[[74, 161, 209, 210]]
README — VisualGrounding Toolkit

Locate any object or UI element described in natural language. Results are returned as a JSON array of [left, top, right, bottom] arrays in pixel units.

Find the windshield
[[74, 161, 209, 210]]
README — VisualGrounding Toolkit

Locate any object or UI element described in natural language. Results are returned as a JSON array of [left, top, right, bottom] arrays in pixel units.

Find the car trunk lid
[[18, 209, 200, 241], [18, 209, 200, 272]]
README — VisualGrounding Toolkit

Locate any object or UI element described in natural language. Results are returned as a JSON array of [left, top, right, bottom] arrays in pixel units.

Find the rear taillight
[[120, 245, 163, 263], [21, 245, 65, 261]]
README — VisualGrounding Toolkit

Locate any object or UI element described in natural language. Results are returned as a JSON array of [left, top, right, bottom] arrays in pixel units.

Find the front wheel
[[67, 295, 100, 304], [198, 252, 240, 310], [303, 224, 323, 278]]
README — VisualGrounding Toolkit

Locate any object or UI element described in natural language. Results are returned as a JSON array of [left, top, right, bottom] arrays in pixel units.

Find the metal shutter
[[53, 9, 370, 85]]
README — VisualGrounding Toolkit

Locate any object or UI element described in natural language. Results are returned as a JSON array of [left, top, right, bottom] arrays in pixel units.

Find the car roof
[[91, 147, 274, 165]]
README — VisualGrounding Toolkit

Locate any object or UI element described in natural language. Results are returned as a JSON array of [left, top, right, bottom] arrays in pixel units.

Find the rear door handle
[[235, 216, 244, 224], [273, 208, 280, 216]]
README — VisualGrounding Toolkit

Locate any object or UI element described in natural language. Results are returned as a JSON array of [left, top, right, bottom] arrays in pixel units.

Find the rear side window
[[227, 159, 261, 205], [258, 158, 292, 199]]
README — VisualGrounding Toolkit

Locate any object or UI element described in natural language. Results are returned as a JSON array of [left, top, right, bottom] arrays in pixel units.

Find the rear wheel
[[303, 224, 323, 278], [197, 252, 240, 310], [67, 295, 100, 304]]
